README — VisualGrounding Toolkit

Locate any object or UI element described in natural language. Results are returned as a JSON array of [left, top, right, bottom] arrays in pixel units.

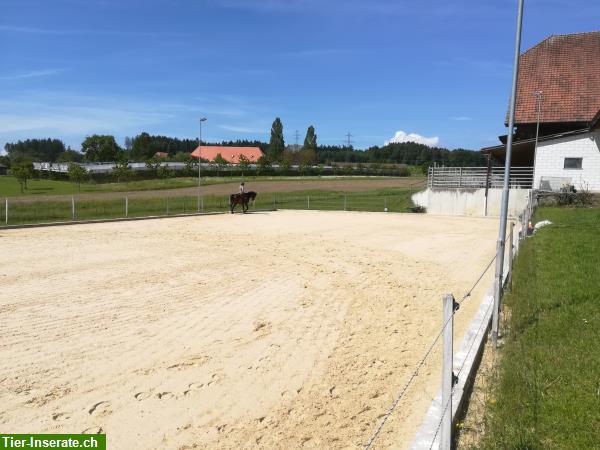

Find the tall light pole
[[198, 117, 207, 187], [492, 0, 524, 347], [532, 91, 542, 189]]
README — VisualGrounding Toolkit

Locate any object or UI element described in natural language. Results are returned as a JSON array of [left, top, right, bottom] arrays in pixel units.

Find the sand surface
[[0, 211, 497, 449]]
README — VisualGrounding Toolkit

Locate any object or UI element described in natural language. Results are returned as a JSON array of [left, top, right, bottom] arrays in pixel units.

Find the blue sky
[[0, 0, 598, 153]]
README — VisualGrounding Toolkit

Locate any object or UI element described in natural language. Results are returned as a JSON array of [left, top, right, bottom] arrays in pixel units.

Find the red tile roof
[[190, 146, 263, 163], [512, 31, 600, 125]]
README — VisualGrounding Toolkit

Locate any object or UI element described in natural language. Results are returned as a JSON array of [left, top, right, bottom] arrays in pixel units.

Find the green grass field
[[478, 207, 600, 449], [0, 175, 423, 197], [0, 188, 416, 225]]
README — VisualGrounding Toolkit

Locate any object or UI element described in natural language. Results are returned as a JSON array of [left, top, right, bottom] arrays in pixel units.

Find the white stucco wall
[[534, 130, 600, 191], [412, 188, 530, 217]]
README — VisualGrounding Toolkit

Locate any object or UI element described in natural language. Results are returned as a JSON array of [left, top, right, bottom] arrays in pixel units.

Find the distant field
[[0, 175, 425, 198], [0, 188, 418, 225]]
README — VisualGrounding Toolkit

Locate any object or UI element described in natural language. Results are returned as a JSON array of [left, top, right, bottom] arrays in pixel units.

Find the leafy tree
[[132, 132, 152, 160], [303, 125, 317, 151], [57, 148, 84, 163], [113, 158, 133, 183], [280, 150, 294, 171], [0, 154, 11, 169], [268, 117, 285, 162], [213, 153, 228, 174], [256, 155, 272, 174], [213, 153, 228, 166], [81, 135, 122, 162], [145, 156, 162, 173], [298, 147, 317, 166], [124, 136, 133, 152], [67, 163, 87, 192], [237, 154, 250, 174], [12, 162, 33, 193], [5, 139, 66, 163], [156, 164, 174, 179]]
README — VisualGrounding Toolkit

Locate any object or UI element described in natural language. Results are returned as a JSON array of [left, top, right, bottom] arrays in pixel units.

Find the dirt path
[[10, 178, 426, 203]]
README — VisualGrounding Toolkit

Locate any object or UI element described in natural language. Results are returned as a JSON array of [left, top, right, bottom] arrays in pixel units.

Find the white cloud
[[384, 130, 439, 147]]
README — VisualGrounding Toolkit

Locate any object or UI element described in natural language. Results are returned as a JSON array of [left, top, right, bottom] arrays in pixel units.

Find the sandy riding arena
[[0, 211, 497, 449]]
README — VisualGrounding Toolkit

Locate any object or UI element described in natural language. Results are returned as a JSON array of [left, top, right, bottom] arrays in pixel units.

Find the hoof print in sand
[[52, 412, 70, 422], [134, 392, 152, 401], [157, 391, 175, 400], [88, 401, 111, 416], [82, 426, 103, 434]]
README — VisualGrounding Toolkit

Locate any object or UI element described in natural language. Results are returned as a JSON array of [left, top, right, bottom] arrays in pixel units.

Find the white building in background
[[534, 128, 600, 192], [481, 31, 600, 192]]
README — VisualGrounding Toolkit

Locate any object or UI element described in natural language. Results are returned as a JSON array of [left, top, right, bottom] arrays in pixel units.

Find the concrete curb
[[0, 209, 278, 230], [410, 261, 513, 449]]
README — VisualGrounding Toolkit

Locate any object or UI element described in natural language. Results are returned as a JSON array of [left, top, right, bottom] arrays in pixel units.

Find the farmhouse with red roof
[[190, 146, 263, 164], [482, 31, 600, 191]]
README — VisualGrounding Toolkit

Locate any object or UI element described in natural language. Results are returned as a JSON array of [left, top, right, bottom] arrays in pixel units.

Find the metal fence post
[[71, 196, 76, 221], [492, 245, 502, 347], [508, 222, 515, 289], [201, 196, 204, 213], [308, 195, 310, 210], [344, 195, 347, 211], [384, 196, 388, 212], [197, 191, 200, 213], [441, 293, 455, 450], [5, 198, 8, 224], [125, 196, 128, 218], [166, 197, 170, 215]]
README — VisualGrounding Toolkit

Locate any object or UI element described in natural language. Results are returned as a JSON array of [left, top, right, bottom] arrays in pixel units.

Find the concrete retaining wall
[[412, 188, 530, 217]]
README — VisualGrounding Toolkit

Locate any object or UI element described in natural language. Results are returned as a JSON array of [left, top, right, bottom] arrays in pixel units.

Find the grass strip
[[0, 188, 416, 225], [478, 207, 600, 449]]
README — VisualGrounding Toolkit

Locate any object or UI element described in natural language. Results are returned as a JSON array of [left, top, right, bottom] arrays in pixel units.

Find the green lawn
[[0, 188, 416, 225], [0, 175, 422, 197], [478, 207, 600, 449]]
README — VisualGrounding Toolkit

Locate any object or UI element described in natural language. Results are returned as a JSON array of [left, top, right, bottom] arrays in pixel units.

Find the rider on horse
[[239, 182, 245, 195]]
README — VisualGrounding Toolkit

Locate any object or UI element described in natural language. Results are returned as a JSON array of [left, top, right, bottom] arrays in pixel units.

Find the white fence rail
[[428, 167, 533, 190]]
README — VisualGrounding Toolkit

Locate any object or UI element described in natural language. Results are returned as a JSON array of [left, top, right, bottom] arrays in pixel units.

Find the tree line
[[2, 118, 486, 169]]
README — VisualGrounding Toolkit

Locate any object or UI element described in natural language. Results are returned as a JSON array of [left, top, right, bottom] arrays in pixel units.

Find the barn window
[[564, 157, 583, 169]]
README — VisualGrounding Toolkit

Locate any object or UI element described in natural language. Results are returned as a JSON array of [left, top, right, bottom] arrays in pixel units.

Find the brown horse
[[229, 191, 257, 214]]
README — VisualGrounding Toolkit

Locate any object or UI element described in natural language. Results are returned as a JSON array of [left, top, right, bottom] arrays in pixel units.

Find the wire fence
[[0, 190, 418, 227], [363, 197, 534, 450]]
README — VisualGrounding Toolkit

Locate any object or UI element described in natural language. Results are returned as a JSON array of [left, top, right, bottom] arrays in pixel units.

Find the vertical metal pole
[[125, 196, 128, 218], [344, 194, 347, 211], [484, 154, 492, 216], [532, 91, 542, 189], [458, 167, 463, 188], [71, 196, 75, 220], [166, 197, 169, 215], [441, 293, 454, 450], [308, 195, 310, 210], [384, 196, 388, 212], [201, 196, 204, 213], [5, 198, 8, 224], [197, 192, 200, 213], [493, 0, 524, 347], [508, 222, 515, 289]]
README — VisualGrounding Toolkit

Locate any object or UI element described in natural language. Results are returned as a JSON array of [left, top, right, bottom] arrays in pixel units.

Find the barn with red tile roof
[[482, 31, 600, 191], [190, 146, 263, 164]]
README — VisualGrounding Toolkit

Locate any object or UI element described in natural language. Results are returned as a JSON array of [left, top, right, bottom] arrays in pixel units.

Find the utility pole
[[295, 129, 300, 150]]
